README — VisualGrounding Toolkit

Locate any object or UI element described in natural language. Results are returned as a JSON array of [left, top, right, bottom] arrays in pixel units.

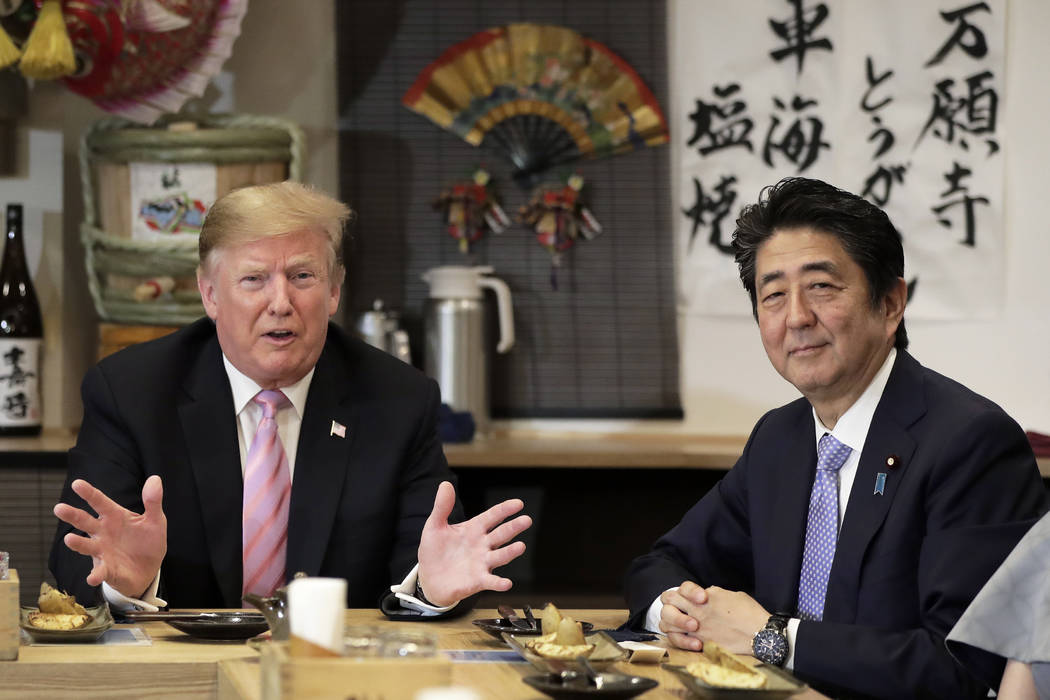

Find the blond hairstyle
[[198, 181, 354, 281]]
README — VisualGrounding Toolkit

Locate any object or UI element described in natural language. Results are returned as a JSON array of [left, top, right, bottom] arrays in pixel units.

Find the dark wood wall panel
[[337, 0, 680, 418], [0, 464, 65, 605]]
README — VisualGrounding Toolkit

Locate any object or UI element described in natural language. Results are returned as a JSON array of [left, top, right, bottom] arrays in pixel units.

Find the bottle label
[[0, 338, 41, 427]]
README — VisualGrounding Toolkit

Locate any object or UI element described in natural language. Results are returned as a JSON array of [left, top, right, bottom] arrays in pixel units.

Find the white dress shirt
[[643, 349, 898, 670], [105, 353, 451, 614]]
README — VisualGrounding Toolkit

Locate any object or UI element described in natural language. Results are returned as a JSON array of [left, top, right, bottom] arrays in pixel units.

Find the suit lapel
[[763, 407, 819, 612], [177, 332, 244, 607], [824, 352, 924, 622], [285, 339, 357, 578]]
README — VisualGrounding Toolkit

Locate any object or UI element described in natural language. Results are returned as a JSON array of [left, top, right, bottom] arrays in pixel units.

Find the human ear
[[197, 266, 220, 320], [883, 277, 907, 331]]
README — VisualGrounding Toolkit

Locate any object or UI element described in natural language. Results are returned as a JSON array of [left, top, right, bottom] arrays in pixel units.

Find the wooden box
[[260, 642, 452, 700], [81, 115, 301, 326], [1, 569, 19, 661], [97, 322, 181, 360]]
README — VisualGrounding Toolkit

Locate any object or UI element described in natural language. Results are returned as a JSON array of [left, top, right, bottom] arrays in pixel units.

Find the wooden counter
[[443, 432, 748, 469], [1, 608, 828, 699], [5, 428, 1050, 475], [0, 427, 77, 455], [9, 616, 257, 698]]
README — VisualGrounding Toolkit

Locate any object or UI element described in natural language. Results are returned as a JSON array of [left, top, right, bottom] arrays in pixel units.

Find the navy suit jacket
[[50, 318, 468, 614], [625, 351, 1046, 699]]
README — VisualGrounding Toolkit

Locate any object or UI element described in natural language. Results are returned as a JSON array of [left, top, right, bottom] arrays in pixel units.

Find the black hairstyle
[[731, 176, 908, 350]]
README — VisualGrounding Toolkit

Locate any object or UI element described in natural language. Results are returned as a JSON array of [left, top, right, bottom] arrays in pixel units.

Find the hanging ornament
[[518, 173, 602, 289], [0, 1, 248, 124], [19, 0, 73, 79], [432, 167, 511, 253], [0, 0, 24, 70], [402, 23, 669, 187], [61, 0, 249, 124], [0, 0, 76, 78]]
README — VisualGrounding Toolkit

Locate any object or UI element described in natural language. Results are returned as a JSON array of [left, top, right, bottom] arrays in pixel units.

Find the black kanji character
[[925, 2, 991, 68], [686, 84, 755, 155], [931, 161, 989, 246], [682, 175, 738, 255], [769, 0, 834, 75], [762, 95, 830, 173]]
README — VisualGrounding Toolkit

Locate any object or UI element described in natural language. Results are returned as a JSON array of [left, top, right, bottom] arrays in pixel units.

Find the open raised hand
[[53, 475, 167, 599], [416, 481, 532, 607]]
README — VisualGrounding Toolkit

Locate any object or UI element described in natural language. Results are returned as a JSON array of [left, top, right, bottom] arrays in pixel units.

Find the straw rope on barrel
[[79, 113, 306, 325]]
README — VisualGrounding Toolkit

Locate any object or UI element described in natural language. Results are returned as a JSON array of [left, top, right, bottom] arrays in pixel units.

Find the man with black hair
[[625, 177, 1045, 699]]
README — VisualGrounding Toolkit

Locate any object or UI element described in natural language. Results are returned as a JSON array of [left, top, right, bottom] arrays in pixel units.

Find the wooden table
[[4, 608, 828, 699]]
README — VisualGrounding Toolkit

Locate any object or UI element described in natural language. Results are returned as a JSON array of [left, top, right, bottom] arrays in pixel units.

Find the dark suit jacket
[[50, 318, 468, 614], [625, 351, 1046, 699]]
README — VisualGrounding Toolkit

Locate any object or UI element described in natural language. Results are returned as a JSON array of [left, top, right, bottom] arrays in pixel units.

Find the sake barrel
[[80, 114, 305, 325]]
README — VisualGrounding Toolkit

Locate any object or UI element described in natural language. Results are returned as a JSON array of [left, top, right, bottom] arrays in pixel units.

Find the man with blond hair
[[51, 181, 531, 615]]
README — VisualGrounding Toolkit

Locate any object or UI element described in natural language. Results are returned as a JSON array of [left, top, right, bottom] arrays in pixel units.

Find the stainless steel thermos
[[353, 299, 412, 363], [422, 266, 514, 436]]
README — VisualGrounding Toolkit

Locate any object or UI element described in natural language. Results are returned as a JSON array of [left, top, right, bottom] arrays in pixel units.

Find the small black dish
[[166, 612, 269, 640], [664, 664, 806, 699], [472, 617, 594, 640], [523, 671, 659, 699]]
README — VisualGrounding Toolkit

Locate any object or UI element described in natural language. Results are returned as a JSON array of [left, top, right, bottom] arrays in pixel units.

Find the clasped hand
[[659, 580, 771, 655], [53, 476, 167, 599], [416, 481, 532, 607]]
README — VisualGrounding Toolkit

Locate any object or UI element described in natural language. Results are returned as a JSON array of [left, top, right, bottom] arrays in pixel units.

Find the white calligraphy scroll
[[673, 0, 1005, 319]]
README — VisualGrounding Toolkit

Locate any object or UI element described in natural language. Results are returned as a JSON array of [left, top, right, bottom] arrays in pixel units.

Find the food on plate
[[540, 602, 561, 636], [532, 639, 595, 660], [554, 616, 586, 646], [27, 612, 91, 630], [528, 603, 595, 659], [685, 641, 767, 689], [38, 582, 88, 615], [28, 582, 91, 630]]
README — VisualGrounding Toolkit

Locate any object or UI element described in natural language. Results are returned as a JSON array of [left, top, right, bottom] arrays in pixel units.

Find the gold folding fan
[[402, 23, 669, 183]]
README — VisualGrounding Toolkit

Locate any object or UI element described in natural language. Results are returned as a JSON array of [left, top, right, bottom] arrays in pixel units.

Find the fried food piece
[[555, 617, 586, 646], [540, 602, 561, 636], [527, 607, 595, 658], [685, 641, 767, 689], [532, 641, 595, 660], [38, 582, 87, 616], [27, 612, 90, 630]]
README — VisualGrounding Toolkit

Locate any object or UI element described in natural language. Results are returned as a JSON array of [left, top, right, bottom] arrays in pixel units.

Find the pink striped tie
[[242, 390, 291, 600]]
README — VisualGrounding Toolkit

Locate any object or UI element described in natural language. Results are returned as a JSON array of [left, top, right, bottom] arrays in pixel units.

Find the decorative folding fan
[[402, 23, 669, 184]]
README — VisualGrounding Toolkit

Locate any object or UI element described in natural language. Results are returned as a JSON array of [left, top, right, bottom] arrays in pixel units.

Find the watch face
[[752, 628, 788, 666]]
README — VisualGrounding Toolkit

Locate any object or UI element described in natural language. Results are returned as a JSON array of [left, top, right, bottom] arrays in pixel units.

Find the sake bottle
[[0, 203, 43, 436]]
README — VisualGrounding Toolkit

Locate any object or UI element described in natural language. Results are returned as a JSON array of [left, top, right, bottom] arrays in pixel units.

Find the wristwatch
[[414, 574, 435, 606], [751, 613, 790, 667]]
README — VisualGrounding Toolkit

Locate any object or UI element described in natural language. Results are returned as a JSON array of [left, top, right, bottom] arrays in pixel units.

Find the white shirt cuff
[[784, 617, 800, 670], [102, 572, 166, 612], [643, 587, 678, 633], [390, 563, 455, 615]]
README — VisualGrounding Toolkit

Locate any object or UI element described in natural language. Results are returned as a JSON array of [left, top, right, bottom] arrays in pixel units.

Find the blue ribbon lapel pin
[[874, 472, 887, 496]]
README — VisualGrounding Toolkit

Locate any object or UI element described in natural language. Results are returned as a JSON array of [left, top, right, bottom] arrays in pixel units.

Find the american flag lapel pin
[[330, 420, 347, 438], [874, 472, 887, 496]]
